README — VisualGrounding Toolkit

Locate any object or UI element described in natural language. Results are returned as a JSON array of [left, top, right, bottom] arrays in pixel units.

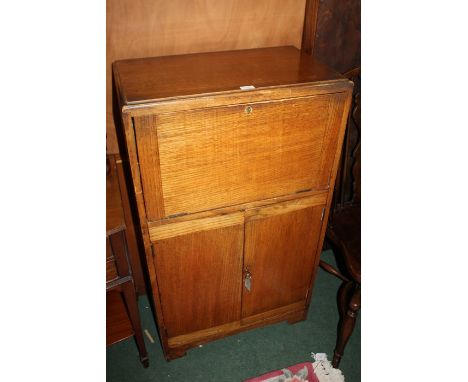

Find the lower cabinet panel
[[153, 218, 244, 338], [241, 202, 325, 318]]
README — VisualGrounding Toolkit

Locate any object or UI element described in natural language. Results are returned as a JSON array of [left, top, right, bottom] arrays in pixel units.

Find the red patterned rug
[[243, 362, 319, 382]]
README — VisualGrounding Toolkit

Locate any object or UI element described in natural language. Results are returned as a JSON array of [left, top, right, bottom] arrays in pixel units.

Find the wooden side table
[[107, 155, 149, 367]]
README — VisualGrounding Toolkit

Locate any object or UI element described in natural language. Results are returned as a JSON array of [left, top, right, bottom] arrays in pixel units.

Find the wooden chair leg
[[337, 280, 353, 318], [122, 283, 149, 368], [332, 283, 360, 368]]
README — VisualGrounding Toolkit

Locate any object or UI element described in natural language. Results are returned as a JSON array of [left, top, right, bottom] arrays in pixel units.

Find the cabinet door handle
[[244, 268, 252, 292]]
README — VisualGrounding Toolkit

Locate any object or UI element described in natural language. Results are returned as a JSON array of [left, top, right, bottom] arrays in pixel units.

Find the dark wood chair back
[[331, 67, 361, 213], [321, 67, 361, 368]]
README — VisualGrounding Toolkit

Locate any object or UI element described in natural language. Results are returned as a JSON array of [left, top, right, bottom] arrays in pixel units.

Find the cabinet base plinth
[[162, 307, 308, 360], [287, 310, 308, 324], [165, 348, 187, 361]]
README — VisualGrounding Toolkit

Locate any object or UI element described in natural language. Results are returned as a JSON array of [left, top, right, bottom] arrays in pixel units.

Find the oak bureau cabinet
[[113, 46, 353, 360]]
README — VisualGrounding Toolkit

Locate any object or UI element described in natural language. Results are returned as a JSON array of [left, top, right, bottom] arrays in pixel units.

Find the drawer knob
[[245, 105, 253, 114]]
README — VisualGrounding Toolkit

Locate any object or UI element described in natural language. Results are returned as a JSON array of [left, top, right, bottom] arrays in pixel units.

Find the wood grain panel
[[107, 0, 308, 153], [153, 218, 244, 337], [136, 94, 344, 218], [242, 202, 325, 318]]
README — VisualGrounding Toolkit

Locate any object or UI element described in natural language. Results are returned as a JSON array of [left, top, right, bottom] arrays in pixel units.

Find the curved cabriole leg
[[332, 284, 360, 368]]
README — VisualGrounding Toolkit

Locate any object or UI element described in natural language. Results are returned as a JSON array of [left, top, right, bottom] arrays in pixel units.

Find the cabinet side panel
[[242, 204, 324, 318], [119, 112, 172, 354], [304, 88, 353, 308], [317, 93, 347, 187], [153, 221, 244, 337]]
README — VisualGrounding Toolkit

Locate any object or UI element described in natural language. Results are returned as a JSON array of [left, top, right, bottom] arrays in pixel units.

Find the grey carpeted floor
[[107, 249, 361, 381]]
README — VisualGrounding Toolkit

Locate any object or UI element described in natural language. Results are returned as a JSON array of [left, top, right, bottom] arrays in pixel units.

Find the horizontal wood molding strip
[[168, 302, 305, 348], [245, 193, 327, 221], [240, 301, 306, 325], [147, 189, 328, 228], [122, 84, 352, 117], [168, 322, 240, 348], [149, 212, 244, 241]]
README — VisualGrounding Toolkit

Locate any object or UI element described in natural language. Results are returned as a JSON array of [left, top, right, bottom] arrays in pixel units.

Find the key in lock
[[244, 269, 252, 292]]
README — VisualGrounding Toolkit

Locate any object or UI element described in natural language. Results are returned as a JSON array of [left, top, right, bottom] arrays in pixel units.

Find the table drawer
[[134, 93, 347, 220]]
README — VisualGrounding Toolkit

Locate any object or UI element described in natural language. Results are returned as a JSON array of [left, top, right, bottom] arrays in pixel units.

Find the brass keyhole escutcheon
[[245, 105, 253, 114]]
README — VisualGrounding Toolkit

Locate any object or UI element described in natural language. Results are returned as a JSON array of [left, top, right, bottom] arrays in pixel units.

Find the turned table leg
[[332, 283, 360, 368], [122, 282, 149, 368]]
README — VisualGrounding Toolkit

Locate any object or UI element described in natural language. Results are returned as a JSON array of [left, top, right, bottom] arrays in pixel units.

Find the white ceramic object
[[311, 353, 345, 382]]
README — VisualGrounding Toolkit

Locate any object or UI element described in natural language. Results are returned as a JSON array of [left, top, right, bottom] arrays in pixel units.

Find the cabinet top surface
[[113, 46, 346, 105]]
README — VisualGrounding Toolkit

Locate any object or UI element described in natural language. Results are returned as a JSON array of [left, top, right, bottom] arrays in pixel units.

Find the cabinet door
[[241, 196, 326, 319], [151, 212, 244, 338]]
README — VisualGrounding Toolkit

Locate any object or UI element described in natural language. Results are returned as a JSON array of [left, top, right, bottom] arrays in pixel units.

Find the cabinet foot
[[140, 356, 149, 368], [165, 348, 187, 361], [287, 310, 307, 324]]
